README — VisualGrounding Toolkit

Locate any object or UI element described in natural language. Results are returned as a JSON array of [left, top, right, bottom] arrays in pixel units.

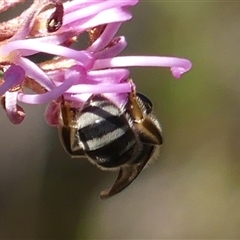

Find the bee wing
[[100, 161, 147, 199], [138, 116, 163, 145]]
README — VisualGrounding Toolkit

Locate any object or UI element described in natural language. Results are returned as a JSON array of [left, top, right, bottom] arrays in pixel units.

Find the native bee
[[58, 88, 163, 199]]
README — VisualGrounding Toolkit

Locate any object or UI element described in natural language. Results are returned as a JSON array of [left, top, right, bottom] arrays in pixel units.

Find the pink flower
[[0, 0, 192, 125]]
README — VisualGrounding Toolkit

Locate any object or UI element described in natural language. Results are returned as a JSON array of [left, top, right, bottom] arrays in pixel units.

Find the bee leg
[[128, 90, 163, 145], [100, 161, 147, 199]]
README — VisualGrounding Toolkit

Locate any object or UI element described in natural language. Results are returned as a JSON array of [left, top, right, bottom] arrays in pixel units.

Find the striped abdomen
[[78, 95, 140, 169]]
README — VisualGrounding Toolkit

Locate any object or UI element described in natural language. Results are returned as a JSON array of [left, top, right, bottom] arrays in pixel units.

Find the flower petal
[[93, 56, 192, 78], [45, 101, 60, 126], [95, 36, 127, 59], [0, 65, 25, 96], [18, 65, 86, 104], [88, 23, 122, 52], [5, 91, 25, 124], [63, 0, 138, 26], [18, 57, 54, 90]]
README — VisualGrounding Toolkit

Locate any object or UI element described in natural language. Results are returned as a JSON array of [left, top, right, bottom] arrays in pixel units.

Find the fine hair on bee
[[58, 86, 163, 199]]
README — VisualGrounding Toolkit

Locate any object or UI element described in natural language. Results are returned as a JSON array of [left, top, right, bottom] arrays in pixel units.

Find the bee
[[58, 87, 163, 199]]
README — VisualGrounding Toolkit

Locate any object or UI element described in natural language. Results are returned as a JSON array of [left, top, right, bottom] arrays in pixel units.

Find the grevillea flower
[[0, 0, 192, 125]]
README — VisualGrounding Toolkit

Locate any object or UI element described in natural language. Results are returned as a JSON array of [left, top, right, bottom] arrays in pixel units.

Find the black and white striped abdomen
[[78, 95, 139, 169]]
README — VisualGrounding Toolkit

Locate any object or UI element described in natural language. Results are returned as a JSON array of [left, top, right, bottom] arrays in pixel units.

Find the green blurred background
[[1, 1, 240, 239]]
